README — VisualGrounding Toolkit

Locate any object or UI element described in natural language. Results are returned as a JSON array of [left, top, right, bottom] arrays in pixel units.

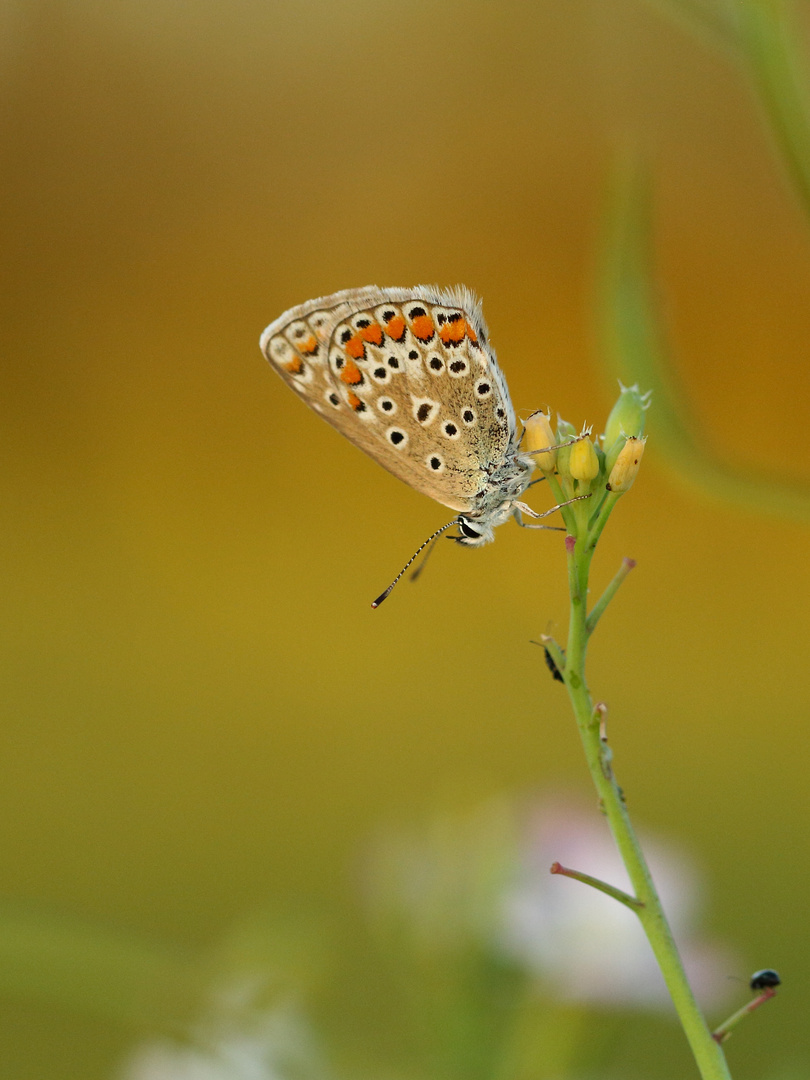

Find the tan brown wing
[[260, 286, 516, 514]]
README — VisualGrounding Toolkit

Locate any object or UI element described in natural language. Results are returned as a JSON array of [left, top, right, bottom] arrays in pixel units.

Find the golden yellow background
[[3, 1, 810, 1077]]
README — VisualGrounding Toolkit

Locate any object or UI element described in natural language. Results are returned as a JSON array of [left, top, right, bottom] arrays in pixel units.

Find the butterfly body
[[260, 285, 536, 545]]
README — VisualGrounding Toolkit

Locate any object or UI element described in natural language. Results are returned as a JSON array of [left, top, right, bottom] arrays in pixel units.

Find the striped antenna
[[371, 518, 460, 609]]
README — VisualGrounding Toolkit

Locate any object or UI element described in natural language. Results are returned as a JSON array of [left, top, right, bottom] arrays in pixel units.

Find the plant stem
[[550, 861, 643, 911], [561, 533, 733, 1080], [586, 557, 637, 635], [712, 988, 777, 1044]]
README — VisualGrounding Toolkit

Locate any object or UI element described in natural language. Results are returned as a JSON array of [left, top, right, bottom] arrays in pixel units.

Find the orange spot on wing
[[340, 358, 363, 385], [345, 335, 365, 359], [466, 324, 478, 344], [360, 322, 383, 345], [347, 391, 363, 411], [440, 318, 467, 345], [299, 335, 318, 355], [284, 357, 304, 374], [411, 314, 434, 341], [385, 315, 405, 341]]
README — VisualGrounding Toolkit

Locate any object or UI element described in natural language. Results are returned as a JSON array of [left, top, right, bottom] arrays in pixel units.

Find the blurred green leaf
[[644, 0, 810, 222], [736, 0, 810, 221], [599, 156, 810, 520], [642, 0, 741, 53], [0, 901, 200, 1029]]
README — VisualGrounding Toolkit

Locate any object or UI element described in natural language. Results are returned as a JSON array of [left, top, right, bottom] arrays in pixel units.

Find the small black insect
[[544, 647, 565, 683], [749, 969, 781, 991]]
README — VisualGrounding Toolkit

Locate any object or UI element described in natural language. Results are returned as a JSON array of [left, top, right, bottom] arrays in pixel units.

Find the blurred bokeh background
[[3, 1, 810, 1077]]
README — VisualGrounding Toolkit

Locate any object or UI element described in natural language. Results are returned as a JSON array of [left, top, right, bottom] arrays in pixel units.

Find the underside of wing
[[260, 286, 516, 514]]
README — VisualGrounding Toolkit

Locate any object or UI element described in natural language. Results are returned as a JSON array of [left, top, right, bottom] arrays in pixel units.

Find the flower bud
[[556, 419, 577, 440], [603, 384, 651, 450], [524, 410, 557, 472], [569, 435, 600, 483], [606, 436, 646, 492], [554, 418, 577, 478]]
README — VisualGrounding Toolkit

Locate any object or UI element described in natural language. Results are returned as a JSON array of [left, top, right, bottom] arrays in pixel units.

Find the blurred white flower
[[121, 1034, 283, 1080], [497, 795, 736, 1009], [365, 793, 735, 1012], [118, 990, 328, 1080]]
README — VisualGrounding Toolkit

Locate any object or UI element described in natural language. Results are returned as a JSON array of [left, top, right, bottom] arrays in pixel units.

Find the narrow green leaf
[[598, 156, 810, 520]]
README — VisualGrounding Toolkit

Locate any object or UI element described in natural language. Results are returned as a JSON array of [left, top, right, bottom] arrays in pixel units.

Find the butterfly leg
[[525, 475, 548, 490], [513, 495, 590, 530], [513, 513, 564, 531]]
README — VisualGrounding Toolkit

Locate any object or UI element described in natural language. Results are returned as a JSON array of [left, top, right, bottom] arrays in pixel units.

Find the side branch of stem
[[586, 557, 637, 635], [550, 861, 644, 910]]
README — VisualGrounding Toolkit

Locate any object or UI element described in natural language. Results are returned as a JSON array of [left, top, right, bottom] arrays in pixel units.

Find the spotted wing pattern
[[260, 286, 517, 513]]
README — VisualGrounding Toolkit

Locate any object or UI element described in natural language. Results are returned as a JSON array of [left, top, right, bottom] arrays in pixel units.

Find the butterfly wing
[[260, 285, 517, 514]]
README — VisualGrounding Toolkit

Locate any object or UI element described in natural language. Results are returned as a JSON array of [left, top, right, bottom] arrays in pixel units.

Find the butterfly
[[260, 285, 559, 605]]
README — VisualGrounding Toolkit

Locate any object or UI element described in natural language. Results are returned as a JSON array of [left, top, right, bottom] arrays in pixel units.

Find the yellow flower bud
[[524, 410, 557, 472], [606, 436, 646, 492], [569, 435, 599, 482]]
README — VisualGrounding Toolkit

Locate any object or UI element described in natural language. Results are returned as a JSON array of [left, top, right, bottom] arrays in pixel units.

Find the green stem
[[550, 861, 643, 911], [586, 557, 637, 635], [712, 988, 777, 1044], [586, 490, 621, 550], [560, 536, 732, 1080], [545, 473, 580, 536]]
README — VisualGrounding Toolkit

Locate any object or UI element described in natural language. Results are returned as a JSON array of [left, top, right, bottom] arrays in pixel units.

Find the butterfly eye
[[458, 517, 482, 540]]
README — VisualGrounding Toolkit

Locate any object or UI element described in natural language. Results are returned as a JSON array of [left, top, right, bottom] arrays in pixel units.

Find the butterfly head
[[453, 515, 495, 547]]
